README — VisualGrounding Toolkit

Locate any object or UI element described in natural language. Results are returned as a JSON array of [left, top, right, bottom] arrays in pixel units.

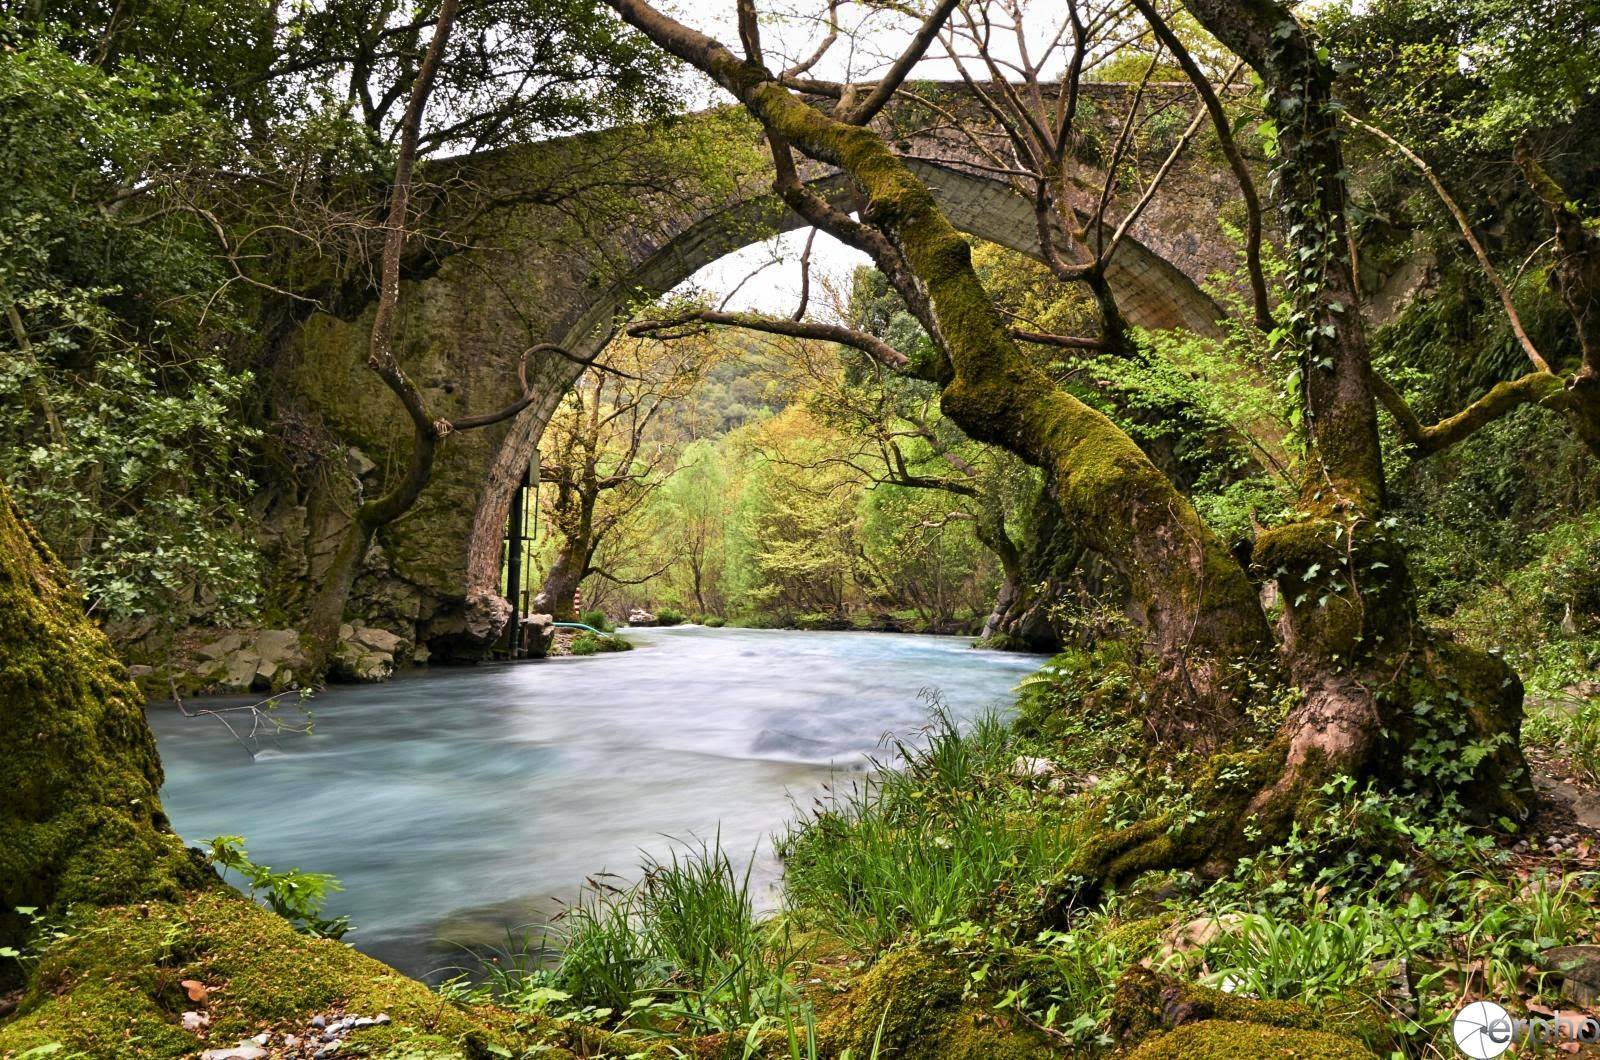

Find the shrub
[[569, 631, 632, 656], [656, 606, 686, 626], [579, 609, 614, 633], [204, 835, 350, 939], [703, 615, 726, 627]]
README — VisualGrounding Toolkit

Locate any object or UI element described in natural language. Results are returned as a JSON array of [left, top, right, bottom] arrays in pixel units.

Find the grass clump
[[1524, 697, 1600, 783], [779, 704, 1081, 952], [448, 839, 800, 1039], [579, 609, 614, 633], [655, 606, 686, 626], [703, 614, 727, 627]]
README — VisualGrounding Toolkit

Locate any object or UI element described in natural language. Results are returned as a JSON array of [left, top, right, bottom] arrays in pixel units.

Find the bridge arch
[[460, 158, 1227, 602]]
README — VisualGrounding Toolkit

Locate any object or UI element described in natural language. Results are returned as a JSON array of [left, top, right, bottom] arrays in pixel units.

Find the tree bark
[[533, 535, 590, 622], [978, 488, 1082, 653], [0, 482, 200, 968]]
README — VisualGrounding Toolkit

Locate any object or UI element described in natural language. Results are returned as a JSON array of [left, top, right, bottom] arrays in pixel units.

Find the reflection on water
[[147, 627, 1037, 976]]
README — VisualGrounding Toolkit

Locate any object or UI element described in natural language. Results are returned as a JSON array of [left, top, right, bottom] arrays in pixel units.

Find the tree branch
[[1372, 369, 1563, 456]]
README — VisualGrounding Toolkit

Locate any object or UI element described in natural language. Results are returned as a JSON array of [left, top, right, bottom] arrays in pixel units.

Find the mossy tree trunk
[[1180, 0, 1530, 832], [0, 482, 198, 973], [533, 532, 593, 623], [978, 488, 1088, 654]]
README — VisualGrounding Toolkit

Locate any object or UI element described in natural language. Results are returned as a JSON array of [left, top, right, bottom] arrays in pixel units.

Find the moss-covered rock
[[818, 944, 1055, 1058], [1109, 968, 1376, 1058], [1125, 1019, 1379, 1059], [0, 891, 599, 1059]]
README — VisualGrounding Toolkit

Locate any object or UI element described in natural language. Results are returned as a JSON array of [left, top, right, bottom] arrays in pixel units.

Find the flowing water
[[148, 626, 1038, 977]]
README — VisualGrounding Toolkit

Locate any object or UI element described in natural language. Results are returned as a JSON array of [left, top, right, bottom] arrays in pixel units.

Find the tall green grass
[[779, 705, 1079, 951], [469, 837, 799, 1035]]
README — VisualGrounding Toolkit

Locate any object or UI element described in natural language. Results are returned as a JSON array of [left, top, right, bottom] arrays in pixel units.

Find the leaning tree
[[603, 0, 1533, 885]]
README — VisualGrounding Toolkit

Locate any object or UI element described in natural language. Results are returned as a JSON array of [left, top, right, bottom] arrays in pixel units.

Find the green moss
[[0, 892, 563, 1059], [818, 944, 1054, 1059], [1110, 967, 1343, 1045], [1126, 1020, 1379, 1059], [1101, 914, 1176, 956], [1059, 745, 1285, 895], [0, 485, 200, 962]]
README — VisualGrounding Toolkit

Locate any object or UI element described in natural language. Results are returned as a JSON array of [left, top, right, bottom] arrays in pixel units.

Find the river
[[147, 626, 1038, 977]]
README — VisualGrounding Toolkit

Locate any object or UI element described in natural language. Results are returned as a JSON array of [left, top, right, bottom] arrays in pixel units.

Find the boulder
[[628, 608, 658, 626], [1158, 913, 1244, 962], [196, 631, 246, 661], [351, 625, 405, 656], [332, 639, 394, 683], [219, 652, 260, 692], [1541, 944, 1600, 1004], [518, 612, 554, 657], [254, 629, 302, 663], [345, 445, 377, 478], [1012, 755, 1059, 778]]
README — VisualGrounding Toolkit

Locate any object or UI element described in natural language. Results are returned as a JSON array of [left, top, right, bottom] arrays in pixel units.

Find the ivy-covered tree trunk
[[1176, 0, 1531, 832], [0, 482, 198, 972]]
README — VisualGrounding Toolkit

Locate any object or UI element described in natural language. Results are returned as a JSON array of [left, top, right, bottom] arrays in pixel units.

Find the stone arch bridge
[[266, 83, 1250, 658]]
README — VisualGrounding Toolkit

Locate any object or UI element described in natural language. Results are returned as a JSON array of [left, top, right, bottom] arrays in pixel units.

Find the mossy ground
[[0, 890, 572, 1059], [816, 944, 1052, 1059], [1125, 1021, 1378, 1059]]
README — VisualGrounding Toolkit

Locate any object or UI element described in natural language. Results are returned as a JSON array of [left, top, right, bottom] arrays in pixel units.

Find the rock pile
[[192, 629, 306, 693], [184, 623, 410, 692]]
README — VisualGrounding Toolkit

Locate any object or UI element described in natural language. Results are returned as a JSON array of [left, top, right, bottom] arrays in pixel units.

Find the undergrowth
[[429, 659, 1600, 1057]]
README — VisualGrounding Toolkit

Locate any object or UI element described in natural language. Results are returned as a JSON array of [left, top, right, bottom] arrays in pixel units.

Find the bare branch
[[840, 0, 963, 126], [628, 308, 910, 369], [1131, 0, 1272, 330]]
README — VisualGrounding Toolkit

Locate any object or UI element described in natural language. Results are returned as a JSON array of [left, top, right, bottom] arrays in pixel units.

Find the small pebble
[[376, 1014, 391, 1025], [311, 1015, 326, 1029]]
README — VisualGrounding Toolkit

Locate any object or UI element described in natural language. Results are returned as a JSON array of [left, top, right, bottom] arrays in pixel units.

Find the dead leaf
[[180, 980, 209, 1004]]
